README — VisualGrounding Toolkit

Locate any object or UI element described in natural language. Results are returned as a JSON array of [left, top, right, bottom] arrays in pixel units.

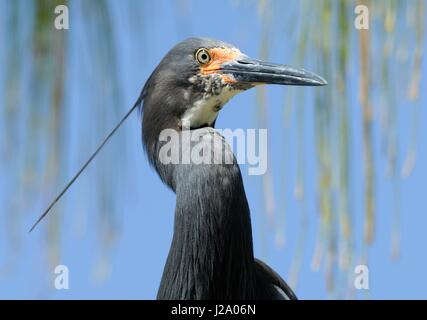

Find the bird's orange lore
[[200, 47, 241, 83]]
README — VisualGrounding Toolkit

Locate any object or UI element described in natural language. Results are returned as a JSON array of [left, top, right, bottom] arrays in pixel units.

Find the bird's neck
[[156, 130, 257, 299]]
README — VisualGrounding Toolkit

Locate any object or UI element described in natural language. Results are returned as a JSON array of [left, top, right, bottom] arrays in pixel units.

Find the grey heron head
[[139, 37, 327, 162], [28, 37, 327, 232]]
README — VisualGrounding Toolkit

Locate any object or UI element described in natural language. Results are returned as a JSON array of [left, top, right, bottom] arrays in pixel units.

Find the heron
[[138, 37, 328, 300], [30, 37, 327, 300]]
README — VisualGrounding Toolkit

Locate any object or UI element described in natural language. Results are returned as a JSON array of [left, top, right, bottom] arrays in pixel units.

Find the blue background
[[0, 0, 426, 299]]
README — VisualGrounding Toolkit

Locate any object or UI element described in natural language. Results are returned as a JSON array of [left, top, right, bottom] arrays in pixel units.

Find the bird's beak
[[219, 56, 327, 86]]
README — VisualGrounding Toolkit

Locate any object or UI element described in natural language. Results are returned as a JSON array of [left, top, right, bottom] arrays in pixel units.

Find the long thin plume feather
[[29, 98, 142, 232]]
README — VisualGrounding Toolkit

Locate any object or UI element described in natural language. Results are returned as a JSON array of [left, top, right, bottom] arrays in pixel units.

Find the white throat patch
[[181, 86, 240, 128]]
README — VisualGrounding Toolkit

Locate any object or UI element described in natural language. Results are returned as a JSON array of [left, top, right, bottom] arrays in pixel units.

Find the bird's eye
[[195, 48, 211, 65]]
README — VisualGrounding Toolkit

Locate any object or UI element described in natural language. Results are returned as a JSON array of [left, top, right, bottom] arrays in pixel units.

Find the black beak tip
[[303, 69, 328, 86], [314, 75, 328, 86]]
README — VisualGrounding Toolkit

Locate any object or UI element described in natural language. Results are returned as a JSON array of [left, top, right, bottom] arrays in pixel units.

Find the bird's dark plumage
[[137, 37, 326, 300]]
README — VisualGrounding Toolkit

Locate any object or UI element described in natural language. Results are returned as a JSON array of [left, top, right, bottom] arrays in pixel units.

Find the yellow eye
[[195, 48, 211, 65]]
